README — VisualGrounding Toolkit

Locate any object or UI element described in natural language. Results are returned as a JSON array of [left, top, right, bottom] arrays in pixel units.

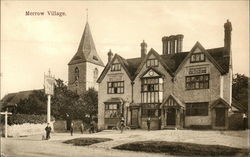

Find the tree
[[232, 73, 248, 111], [51, 79, 79, 119], [16, 90, 47, 115]]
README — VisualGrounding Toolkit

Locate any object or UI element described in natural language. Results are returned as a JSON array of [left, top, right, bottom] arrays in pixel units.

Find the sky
[[1, 1, 249, 99]]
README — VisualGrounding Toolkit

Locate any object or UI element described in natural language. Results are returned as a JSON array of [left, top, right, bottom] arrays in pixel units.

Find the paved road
[[1, 130, 249, 157]]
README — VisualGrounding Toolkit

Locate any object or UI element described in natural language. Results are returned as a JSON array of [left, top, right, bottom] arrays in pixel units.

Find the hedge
[[1, 114, 55, 125]]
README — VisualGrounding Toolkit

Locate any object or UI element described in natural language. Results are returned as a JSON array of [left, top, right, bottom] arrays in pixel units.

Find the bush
[[113, 141, 249, 156], [3, 114, 55, 125], [64, 138, 113, 146]]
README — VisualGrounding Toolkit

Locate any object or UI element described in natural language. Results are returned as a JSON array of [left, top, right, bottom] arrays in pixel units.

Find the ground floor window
[[104, 103, 121, 118], [186, 102, 208, 116], [141, 103, 160, 117]]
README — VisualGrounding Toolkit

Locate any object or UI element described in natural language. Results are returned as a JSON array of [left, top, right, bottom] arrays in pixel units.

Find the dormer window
[[146, 59, 158, 67], [190, 53, 205, 63], [111, 63, 121, 71]]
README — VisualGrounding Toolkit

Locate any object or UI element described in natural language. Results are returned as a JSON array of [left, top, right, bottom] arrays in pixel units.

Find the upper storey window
[[74, 67, 79, 81], [146, 59, 158, 67], [190, 53, 205, 63], [186, 74, 209, 90], [111, 63, 121, 71], [107, 81, 124, 94]]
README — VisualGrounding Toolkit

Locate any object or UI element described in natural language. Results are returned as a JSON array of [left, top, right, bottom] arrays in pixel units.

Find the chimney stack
[[224, 19, 232, 57], [107, 49, 113, 63], [140, 40, 147, 58], [162, 34, 184, 55]]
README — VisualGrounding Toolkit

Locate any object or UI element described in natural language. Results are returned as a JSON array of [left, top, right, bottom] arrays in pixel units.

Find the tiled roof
[[97, 46, 230, 83], [121, 47, 229, 78], [232, 98, 248, 113], [68, 22, 104, 67]]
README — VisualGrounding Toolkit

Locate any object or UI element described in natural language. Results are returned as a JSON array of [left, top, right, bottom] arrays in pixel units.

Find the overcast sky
[[1, 1, 249, 98]]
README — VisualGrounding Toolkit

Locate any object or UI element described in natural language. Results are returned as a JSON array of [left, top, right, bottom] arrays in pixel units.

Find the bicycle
[[112, 122, 131, 131]]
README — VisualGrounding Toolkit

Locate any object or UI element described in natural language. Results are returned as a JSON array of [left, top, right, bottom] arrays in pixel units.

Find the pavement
[[1, 130, 249, 157]]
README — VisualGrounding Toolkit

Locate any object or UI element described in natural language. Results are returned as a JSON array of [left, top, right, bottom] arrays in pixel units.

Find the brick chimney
[[140, 40, 147, 58], [162, 34, 184, 55], [224, 19, 232, 57], [107, 49, 113, 63]]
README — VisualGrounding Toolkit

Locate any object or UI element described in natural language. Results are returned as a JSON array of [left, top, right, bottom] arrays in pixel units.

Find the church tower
[[68, 21, 104, 94]]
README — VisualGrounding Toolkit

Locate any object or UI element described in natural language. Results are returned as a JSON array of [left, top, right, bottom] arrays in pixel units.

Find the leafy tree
[[16, 90, 47, 115], [15, 78, 98, 123], [51, 79, 79, 119], [232, 73, 248, 111]]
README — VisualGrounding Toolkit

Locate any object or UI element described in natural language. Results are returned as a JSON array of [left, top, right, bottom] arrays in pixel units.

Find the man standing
[[70, 122, 74, 136], [147, 117, 151, 131], [120, 117, 125, 133], [45, 123, 51, 140]]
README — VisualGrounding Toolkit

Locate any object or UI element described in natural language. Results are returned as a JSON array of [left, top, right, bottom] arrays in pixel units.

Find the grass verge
[[63, 137, 113, 146], [113, 141, 249, 156]]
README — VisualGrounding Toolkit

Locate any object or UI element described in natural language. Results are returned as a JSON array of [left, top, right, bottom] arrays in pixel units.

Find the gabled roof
[[210, 98, 230, 109], [161, 94, 185, 108], [68, 22, 104, 67], [97, 43, 230, 83], [97, 54, 135, 83], [133, 48, 174, 79], [139, 67, 165, 78], [174, 42, 226, 75]]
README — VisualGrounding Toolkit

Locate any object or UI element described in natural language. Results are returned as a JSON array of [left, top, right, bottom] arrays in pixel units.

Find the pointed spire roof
[[68, 22, 104, 66]]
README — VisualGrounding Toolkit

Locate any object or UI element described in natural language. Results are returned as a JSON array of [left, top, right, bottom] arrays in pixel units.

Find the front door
[[167, 108, 176, 126], [131, 109, 139, 127], [215, 108, 226, 126]]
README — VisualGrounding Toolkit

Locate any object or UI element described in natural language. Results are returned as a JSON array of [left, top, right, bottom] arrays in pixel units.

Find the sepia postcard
[[1, 1, 249, 157]]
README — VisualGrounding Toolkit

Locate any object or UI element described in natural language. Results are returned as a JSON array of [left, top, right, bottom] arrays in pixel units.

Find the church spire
[[86, 8, 88, 22], [68, 17, 104, 67]]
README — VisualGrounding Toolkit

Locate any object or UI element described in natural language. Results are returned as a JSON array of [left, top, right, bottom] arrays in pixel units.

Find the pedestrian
[[80, 123, 84, 134], [92, 120, 97, 133], [120, 117, 125, 133], [70, 122, 74, 136], [147, 117, 151, 131], [158, 116, 162, 130], [89, 120, 94, 134], [45, 123, 52, 140]]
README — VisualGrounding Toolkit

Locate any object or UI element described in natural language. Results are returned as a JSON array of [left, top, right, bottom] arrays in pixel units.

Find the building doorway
[[215, 108, 226, 126], [167, 108, 176, 126], [131, 108, 139, 127]]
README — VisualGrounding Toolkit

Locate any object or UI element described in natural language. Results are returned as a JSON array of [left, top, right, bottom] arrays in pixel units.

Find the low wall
[[1, 122, 54, 137], [53, 120, 84, 133], [229, 113, 245, 130]]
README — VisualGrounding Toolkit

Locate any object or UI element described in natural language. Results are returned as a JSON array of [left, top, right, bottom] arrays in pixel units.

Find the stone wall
[[1, 122, 54, 137], [53, 120, 84, 132], [68, 62, 87, 94], [173, 47, 221, 127], [86, 62, 104, 91], [98, 58, 132, 130]]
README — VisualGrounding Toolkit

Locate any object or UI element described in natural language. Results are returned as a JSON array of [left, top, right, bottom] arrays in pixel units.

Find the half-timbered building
[[97, 20, 233, 130]]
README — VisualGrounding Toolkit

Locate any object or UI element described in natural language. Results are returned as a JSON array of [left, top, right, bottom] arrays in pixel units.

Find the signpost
[[0, 111, 12, 138], [44, 70, 55, 124]]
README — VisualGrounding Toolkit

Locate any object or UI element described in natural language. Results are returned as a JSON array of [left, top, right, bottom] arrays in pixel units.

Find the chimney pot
[[224, 20, 232, 57], [140, 40, 147, 58], [108, 49, 113, 63]]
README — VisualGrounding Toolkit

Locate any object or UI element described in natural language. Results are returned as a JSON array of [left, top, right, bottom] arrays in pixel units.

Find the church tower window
[[94, 68, 99, 81], [75, 67, 79, 81]]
